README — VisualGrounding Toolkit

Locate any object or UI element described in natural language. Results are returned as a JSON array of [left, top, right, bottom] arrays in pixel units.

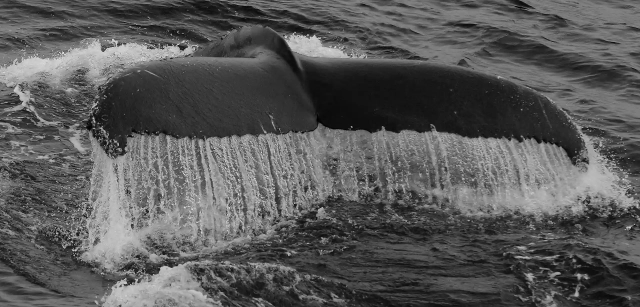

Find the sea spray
[[102, 264, 219, 307], [1, 39, 195, 87], [102, 261, 392, 307], [0, 40, 198, 162], [81, 126, 608, 270]]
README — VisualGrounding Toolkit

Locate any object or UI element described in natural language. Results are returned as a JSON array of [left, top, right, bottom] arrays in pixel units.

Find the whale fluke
[[299, 55, 586, 164], [192, 26, 303, 80], [89, 26, 315, 156], [89, 25, 587, 165]]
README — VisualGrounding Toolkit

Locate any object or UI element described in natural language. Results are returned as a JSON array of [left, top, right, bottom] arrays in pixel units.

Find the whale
[[89, 25, 587, 165]]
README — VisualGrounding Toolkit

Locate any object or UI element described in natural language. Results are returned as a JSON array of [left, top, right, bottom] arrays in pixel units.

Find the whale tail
[[193, 26, 303, 78], [82, 26, 596, 260], [90, 26, 316, 157], [91, 25, 586, 164]]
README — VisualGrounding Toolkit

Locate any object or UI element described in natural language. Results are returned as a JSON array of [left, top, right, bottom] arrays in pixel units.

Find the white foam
[[6, 84, 60, 126], [0, 40, 195, 87], [101, 264, 219, 307], [285, 34, 350, 58], [101, 261, 342, 307], [0, 32, 334, 88], [68, 124, 87, 154], [3, 85, 30, 113]]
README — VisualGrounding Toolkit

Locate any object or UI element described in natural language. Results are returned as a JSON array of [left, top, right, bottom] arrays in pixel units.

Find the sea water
[[0, 1, 638, 306]]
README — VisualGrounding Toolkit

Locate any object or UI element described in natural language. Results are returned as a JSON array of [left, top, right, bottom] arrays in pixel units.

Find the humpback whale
[[89, 25, 587, 165], [82, 26, 595, 260]]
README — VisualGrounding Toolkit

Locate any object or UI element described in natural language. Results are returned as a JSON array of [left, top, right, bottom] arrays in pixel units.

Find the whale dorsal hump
[[193, 26, 302, 77]]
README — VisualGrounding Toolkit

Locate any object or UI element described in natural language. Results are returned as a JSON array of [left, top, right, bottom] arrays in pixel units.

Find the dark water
[[0, 0, 639, 306]]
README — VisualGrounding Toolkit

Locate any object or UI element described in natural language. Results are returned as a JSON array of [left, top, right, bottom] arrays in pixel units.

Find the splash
[[102, 261, 384, 307], [102, 264, 219, 307], [0, 40, 195, 87], [285, 34, 350, 58], [3, 84, 61, 126], [77, 34, 634, 272], [68, 123, 88, 154], [0, 40, 196, 161], [81, 125, 633, 270]]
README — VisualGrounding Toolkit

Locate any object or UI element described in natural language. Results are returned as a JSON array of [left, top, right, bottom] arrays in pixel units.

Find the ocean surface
[[0, 0, 639, 306]]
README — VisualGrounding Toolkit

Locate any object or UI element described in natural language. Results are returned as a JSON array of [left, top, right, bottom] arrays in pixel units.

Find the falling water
[[82, 125, 585, 269]]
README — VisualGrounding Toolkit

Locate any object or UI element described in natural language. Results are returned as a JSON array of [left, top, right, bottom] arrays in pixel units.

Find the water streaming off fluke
[[81, 125, 599, 270]]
